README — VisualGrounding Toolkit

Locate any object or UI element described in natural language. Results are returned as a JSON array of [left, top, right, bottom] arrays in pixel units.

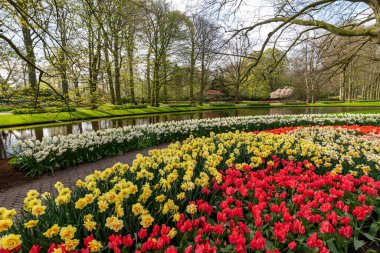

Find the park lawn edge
[[1, 102, 380, 130]]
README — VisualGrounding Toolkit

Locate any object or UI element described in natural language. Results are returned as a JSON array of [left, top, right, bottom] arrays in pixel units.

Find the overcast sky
[[170, 0, 281, 50]]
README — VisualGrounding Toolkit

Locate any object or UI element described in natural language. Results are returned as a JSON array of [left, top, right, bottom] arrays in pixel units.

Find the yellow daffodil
[[24, 220, 38, 228]]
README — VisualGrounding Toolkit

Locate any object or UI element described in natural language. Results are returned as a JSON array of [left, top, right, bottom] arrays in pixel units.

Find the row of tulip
[[1, 127, 380, 252], [12, 114, 380, 176]]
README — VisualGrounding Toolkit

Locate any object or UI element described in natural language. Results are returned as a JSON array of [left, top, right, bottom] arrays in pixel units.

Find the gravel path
[[0, 144, 168, 212]]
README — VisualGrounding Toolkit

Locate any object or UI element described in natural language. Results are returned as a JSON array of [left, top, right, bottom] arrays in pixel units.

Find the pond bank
[[2, 101, 380, 130]]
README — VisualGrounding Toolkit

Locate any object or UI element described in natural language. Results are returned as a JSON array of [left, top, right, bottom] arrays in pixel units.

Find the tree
[[81, 0, 103, 107], [16, 0, 38, 92], [194, 15, 223, 105], [222, 35, 252, 102], [249, 48, 288, 97], [208, 1, 380, 100], [183, 14, 197, 104], [1, 0, 71, 107], [142, 0, 184, 106]]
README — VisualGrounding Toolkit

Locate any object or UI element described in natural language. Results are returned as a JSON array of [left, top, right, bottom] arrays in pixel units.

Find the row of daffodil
[[12, 113, 380, 177], [1, 127, 380, 252]]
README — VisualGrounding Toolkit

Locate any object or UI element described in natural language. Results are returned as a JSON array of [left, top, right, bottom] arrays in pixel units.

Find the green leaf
[[8, 157, 17, 165], [265, 240, 274, 249], [219, 246, 235, 252], [326, 239, 339, 253], [365, 250, 377, 253], [354, 237, 366, 251], [368, 222, 379, 236], [362, 232, 376, 241]]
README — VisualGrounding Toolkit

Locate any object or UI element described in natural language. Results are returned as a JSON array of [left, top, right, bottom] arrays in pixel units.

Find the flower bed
[[12, 114, 380, 176], [1, 127, 380, 252]]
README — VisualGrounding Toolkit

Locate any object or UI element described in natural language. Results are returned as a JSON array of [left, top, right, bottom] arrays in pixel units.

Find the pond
[[0, 106, 378, 158]]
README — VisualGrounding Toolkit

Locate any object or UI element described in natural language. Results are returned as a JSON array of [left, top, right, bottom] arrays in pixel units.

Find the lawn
[[349, 109, 380, 114], [0, 105, 254, 129], [1, 101, 380, 129]]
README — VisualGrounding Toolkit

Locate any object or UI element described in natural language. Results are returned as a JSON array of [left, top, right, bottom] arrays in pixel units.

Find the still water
[[0, 106, 377, 158]]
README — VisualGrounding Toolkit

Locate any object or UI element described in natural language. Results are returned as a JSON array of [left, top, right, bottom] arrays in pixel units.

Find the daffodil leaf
[[362, 232, 377, 241], [368, 222, 379, 236], [354, 237, 366, 250], [326, 239, 339, 253]]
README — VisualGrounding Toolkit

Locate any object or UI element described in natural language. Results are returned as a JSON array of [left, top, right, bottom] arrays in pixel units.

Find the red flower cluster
[[138, 224, 174, 252], [11, 153, 380, 253], [174, 156, 380, 252], [0, 246, 21, 253], [253, 125, 380, 135], [335, 125, 380, 134], [253, 127, 300, 135]]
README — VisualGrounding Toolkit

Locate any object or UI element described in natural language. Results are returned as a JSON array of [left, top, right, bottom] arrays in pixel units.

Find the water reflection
[[0, 106, 378, 158]]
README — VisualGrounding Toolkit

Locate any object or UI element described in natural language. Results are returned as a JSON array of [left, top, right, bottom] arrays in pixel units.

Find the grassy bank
[[348, 109, 380, 114], [0, 104, 256, 129], [1, 102, 380, 130]]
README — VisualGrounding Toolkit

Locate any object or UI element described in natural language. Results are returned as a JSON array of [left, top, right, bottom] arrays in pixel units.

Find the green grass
[[0, 105, 264, 129], [305, 101, 380, 107], [348, 109, 380, 114], [1, 101, 380, 130]]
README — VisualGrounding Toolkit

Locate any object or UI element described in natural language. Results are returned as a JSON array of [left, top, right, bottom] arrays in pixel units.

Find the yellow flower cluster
[[186, 204, 197, 215], [105, 216, 124, 232], [23, 190, 47, 215], [83, 214, 97, 231], [0, 234, 21, 250], [43, 224, 60, 238], [2, 127, 379, 251], [54, 182, 72, 206], [0, 208, 16, 233]]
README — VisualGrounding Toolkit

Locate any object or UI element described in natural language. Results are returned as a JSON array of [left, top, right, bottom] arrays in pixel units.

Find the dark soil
[[0, 159, 31, 192]]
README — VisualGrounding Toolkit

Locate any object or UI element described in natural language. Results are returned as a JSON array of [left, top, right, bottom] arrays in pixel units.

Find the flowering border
[[13, 113, 380, 176]]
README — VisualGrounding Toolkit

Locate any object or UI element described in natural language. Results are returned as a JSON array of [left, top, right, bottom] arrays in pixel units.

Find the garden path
[[0, 143, 168, 212]]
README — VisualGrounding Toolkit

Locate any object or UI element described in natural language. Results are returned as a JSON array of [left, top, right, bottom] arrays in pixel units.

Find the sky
[[170, 0, 276, 48], [170, 0, 374, 51]]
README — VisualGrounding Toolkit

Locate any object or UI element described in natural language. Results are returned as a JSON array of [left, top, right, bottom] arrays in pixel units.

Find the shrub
[[284, 102, 307, 105], [209, 103, 236, 107], [358, 99, 380, 102], [12, 107, 77, 115], [122, 104, 148, 109], [100, 104, 148, 110], [245, 103, 270, 107], [166, 104, 192, 108], [320, 101, 345, 104], [0, 107, 14, 112]]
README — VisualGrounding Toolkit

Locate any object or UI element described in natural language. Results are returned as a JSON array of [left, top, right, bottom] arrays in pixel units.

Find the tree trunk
[[21, 17, 37, 92], [152, 59, 160, 107], [189, 36, 195, 104], [199, 50, 206, 106], [163, 57, 168, 104], [341, 68, 346, 102], [57, 7, 69, 96], [127, 27, 136, 104], [104, 39, 115, 104], [146, 47, 151, 102], [73, 74, 80, 102], [304, 43, 311, 103], [113, 30, 121, 104], [88, 23, 101, 108], [60, 52, 69, 96], [235, 81, 240, 103], [348, 70, 352, 103]]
